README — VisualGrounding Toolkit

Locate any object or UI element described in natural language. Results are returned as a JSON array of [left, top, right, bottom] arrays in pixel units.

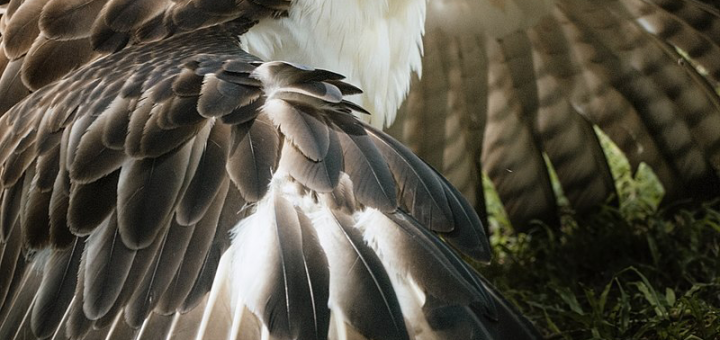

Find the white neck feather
[[241, 0, 426, 128]]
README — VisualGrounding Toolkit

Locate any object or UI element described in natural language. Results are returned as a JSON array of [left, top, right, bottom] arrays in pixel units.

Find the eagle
[[389, 0, 720, 229], [0, 1, 540, 340]]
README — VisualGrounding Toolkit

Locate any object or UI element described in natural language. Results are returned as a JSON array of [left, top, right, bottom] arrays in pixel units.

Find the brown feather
[[39, 0, 109, 40], [117, 140, 193, 249], [279, 128, 343, 193], [102, 97, 136, 150], [2, 0, 47, 59], [70, 111, 127, 183], [268, 99, 330, 161], [1, 138, 37, 188], [82, 212, 135, 321], [157, 96, 205, 129], [139, 112, 207, 158], [90, 16, 130, 53], [157, 178, 230, 314], [21, 172, 52, 249], [0, 266, 42, 340], [66, 253, 95, 339], [125, 220, 195, 326], [227, 117, 279, 202], [49, 131, 74, 248], [0, 218, 22, 312], [197, 74, 262, 118], [34, 140, 61, 192], [482, 38, 558, 228], [177, 123, 229, 226], [101, 0, 168, 32], [124, 97, 153, 157], [180, 184, 244, 312], [31, 238, 83, 338], [0, 58, 31, 116], [67, 170, 119, 235], [21, 35, 97, 91], [0, 180, 23, 241]]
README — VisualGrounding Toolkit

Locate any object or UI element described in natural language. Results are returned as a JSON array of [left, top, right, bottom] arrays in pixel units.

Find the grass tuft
[[480, 129, 720, 339]]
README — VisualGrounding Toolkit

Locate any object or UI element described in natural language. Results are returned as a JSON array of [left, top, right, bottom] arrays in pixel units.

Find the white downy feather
[[241, 0, 426, 129]]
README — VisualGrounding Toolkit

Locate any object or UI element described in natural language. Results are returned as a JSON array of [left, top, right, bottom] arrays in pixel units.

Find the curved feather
[[267, 98, 330, 161], [2, 0, 47, 60], [333, 114, 397, 212], [125, 220, 195, 327], [157, 177, 230, 314], [314, 209, 409, 340], [279, 128, 343, 193], [176, 123, 230, 226], [82, 212, 135, 320], [227, 116, 279, 202], [233, 194, 330, 339], [366, 125, 454, 232], [39, 0, 109, 40], [31, 238, 82, 338], [117, 140, 193, 249]]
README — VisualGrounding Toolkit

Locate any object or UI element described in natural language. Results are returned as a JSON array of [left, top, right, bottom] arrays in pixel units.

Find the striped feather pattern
[[391, 0, 720, 230]]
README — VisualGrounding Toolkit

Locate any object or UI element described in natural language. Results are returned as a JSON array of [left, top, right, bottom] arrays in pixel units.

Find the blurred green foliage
[[480, 129, 720, 339]]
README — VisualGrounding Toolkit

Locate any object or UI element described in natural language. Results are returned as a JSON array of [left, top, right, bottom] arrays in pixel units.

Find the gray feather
[[31, 238, 83, 338], [176, 123, 229, 226], [366, 126, 454, 232], [270, 99, 330, 161], [323, 210, 409, 340], [280, 129, 343, 193], [238, 195, 331, 339], [227, 117, 279, 202], [333, 114, 397, 212], [117, 141, 193, 249], [83, 212, 136, 321]]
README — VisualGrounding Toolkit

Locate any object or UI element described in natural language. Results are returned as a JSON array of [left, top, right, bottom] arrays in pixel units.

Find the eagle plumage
[[0, 1, 539, 340], [390, 0, 720, 229]]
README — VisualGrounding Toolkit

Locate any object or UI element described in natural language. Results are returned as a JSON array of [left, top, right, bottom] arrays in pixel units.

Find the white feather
[[241, 0, 426, 128], [357, 209, 439, 339]]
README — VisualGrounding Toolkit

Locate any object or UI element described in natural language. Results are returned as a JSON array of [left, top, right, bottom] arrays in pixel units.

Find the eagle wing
[[390, 0, 720, 229], [0, 1, 540, 339]]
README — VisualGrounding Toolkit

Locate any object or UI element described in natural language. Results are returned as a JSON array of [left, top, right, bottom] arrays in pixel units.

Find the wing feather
[[391, 0, 720, 230], [366, 126, 454, 232], [279, 127, 343, 193], [2, 0, 47, 60], [39, 0, 109, 40], [116, 140, 193, 249], [156, 177, 231, 314], [227, 116, 279, 202], [333, 114, 398, 212], [124, 220, 195, 327], [233, 194, 330, 339], [314, 209, 409, 340], [31, 238, 82, 338], [0, 11, 543, 340], [83, 212, 135, 321], [176, 123, 230, 226], [267, 98, 330, 161]]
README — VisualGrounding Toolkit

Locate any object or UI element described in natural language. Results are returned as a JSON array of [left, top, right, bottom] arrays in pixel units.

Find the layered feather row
[[0, 21, 537, 339]]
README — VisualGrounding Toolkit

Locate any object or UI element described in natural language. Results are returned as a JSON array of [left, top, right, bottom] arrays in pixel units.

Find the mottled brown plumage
[[391, 0, 720, 230]]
